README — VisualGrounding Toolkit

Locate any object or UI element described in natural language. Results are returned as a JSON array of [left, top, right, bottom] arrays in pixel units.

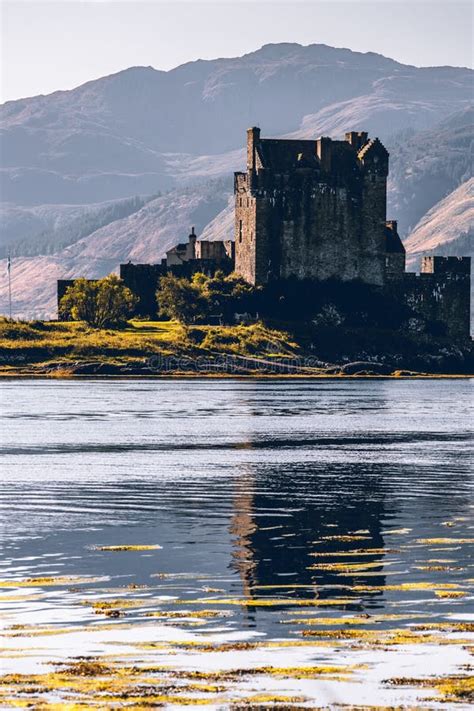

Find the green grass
[[1, 317, 470, 376], [0, 318, 300, 373]]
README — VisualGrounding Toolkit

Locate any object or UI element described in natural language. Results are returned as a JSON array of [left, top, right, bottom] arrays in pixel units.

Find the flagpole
[[7, 253, 12, 320]]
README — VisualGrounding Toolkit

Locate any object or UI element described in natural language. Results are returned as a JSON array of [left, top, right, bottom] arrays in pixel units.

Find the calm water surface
[[0, 379, 473, 708]]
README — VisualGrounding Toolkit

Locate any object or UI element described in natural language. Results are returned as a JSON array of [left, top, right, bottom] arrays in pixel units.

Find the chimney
[[188, 226, 197, 259], [316, 136, 332, 172], [345, 131, 369, 151], [247, 127, 260, 172]]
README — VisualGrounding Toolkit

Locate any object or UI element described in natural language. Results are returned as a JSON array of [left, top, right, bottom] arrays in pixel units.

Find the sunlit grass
[[0, 317, 300, 372]]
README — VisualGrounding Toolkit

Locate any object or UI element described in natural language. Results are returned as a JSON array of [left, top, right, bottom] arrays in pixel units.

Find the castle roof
[[255, 136, 370, 174], [385, 223, 405, 254], [257, 139, 319, 170], [357, 137, 388, 161]]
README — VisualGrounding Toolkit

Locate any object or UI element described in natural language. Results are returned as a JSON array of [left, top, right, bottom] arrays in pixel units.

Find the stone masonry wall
[[235, 166, 387, 287], [234, 133, 389, 287], [401, 258, 471, 339]]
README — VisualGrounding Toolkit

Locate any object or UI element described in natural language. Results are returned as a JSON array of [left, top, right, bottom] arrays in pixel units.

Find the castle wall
[[120, 263, 166, 317], [385, 253, 406, 282], [236, 171, 387, 287], [195, 240, 231, 262], [278, 181, 365, 282], [359, 172, 387, 285], [401, 257, 471, 339], [235, 173, 258, 284], [234, 133, 388, 287], [120, 258, 234, 318]]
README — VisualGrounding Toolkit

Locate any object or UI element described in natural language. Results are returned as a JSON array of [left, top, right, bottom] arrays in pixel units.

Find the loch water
[[1, 379, 473, 708]]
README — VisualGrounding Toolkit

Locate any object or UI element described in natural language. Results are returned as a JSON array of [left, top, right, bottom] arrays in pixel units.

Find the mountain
[[388, 106, 473, 235], [2, 42, 471, 210], [0, 42, 472, 317], [0, 180, 230, 318], [0, 196, 149, 258], [404, 178, 474, 268]]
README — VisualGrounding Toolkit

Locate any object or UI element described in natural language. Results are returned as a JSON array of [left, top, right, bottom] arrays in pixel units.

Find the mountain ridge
[[0, 42, 472, 318]]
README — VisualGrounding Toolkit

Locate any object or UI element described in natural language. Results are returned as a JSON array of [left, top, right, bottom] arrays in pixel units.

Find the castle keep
[[234, 128, 404, 286], [233, 127, 470, 338]]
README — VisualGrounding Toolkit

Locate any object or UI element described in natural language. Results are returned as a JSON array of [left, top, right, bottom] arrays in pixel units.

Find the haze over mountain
[[0, 42, 472, 317], [405, 178, 473, 268]]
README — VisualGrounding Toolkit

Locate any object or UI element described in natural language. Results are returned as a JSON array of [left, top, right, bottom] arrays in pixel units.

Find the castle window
[[239, 220, 243, 243], [239, 198, 242, 207]]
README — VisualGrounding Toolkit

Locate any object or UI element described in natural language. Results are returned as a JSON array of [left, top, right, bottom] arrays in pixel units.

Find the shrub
[[156, 273, 209, 324], [59, 275, 138, 328], [156, 271, 257, 325]]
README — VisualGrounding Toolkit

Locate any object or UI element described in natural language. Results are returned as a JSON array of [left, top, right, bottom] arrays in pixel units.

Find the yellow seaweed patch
[[95, 544, 162, 551], [412, 622, 474, 632], [384, 675, 474, 703], [434, 590, 467, 599], [245, 665, 361, 678], [151, 664, 362, 680], [145, 610, 232, 619], [0, 661, 230, 706], [231, 695, 307, 705], [320, 535, 372, 541], [88, 599, 149, 612], [177, 597, 357, 607], [434, 675, 474, 702], [307, 561, 387, 572], [4, 626, 77, 638], [5, 621, 137, 638], [136, 639, 342, 652], [416, 538, 474, 545], [300, 628, 472, 646], [309, 548, 395, 557], [352, 582, 461, 592], [335, 571, 402, 578]]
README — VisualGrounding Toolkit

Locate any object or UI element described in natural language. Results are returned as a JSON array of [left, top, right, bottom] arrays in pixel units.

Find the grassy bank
[[0, 319, 305, 376], [0, 318, 472, 377]]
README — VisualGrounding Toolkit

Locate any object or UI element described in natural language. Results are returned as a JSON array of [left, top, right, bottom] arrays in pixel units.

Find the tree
[[59, 275, 137, 328], [156, 273, 209, 324], [192, 271, 256, 321]]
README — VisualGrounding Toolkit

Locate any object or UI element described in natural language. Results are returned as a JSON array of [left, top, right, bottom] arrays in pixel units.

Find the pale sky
[[1, 0, 473, 103]]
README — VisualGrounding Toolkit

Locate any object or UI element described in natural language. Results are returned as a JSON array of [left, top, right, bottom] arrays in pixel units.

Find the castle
[[233, 127, 470, 338], [235, 128, 403, 286], [58, 127, 471, 339]]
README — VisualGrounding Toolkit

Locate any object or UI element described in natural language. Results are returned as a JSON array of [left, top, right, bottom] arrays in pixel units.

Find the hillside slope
[[0, 181, 230, 318], [404, 179, 474, 268], [388, 107, 473, 235]]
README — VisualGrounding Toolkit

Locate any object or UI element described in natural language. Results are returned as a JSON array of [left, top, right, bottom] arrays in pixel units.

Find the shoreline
[[0, 371, 472, 380], [2, 320, 472, 381]]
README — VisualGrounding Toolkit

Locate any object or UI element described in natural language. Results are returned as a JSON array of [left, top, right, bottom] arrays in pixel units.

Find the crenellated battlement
[[421, 256, 471, 276]]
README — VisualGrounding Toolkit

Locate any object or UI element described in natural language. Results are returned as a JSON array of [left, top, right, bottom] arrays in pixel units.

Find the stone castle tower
[[234, 127, 405, 286]]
